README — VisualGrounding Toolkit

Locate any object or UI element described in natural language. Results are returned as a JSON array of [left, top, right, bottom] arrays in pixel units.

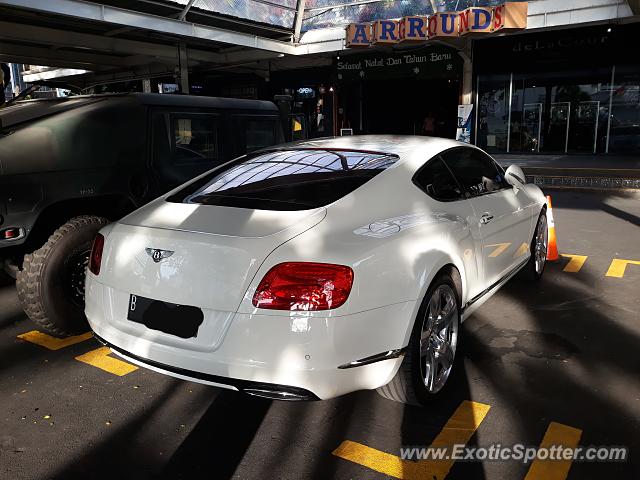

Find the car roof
[[0, 93, 277, 129], [274, 135, 469, 170]]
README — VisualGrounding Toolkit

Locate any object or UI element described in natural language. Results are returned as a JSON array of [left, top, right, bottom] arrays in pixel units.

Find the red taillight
[[89, 233, 105, 276], [252, 262, 354, 311]]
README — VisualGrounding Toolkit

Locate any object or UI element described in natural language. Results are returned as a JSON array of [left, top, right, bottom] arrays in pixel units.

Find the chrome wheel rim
[[419, 284, 459, 394], [65, 249, 91, 307], [534, 214, 548, 275]]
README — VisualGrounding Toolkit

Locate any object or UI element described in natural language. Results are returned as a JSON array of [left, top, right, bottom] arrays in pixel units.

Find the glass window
[[477, 74, 510, 153], [231, 115, 282, 155], [244, 117, 278, 153], [172, 115, 219, 164], [172, 149, 398, 211], [609, 67, 640, 154], [413, 157, 464, 202], [509, 80, 546, 153], [441, 148, 509, 197], [164, 0, 296, 29]]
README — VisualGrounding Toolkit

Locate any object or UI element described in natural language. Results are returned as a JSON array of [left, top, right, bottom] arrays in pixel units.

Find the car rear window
[[170, 149, 398, 211]]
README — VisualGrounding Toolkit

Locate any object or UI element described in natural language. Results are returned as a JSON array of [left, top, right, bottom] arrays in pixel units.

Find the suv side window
[[231, 115, 280, 154], [413, 156, 464, 201], [171, 114, 220, 164], [441, 148, 510, 197], [152, 111, 223, 192]]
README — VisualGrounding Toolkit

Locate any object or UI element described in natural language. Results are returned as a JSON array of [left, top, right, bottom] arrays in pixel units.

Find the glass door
[[570, 101, 600, 153], [523, 103, 542, 152], [545, 102, 571, 153]]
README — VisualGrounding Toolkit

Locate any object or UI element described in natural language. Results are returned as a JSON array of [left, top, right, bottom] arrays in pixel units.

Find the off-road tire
[[16, 216, 109, 337], [377, 270, 461, 406]]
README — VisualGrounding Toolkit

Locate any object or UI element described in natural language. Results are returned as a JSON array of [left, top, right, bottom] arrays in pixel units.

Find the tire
[[16, 216, 109, 337], [377, 270, 461, 406], [521, 209, 548, 282], [0, 267, 14, 286]]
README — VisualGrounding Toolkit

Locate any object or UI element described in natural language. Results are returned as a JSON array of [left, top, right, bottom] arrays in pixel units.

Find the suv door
[[150, 110, 224, 193], [441, 147, 531, 288]]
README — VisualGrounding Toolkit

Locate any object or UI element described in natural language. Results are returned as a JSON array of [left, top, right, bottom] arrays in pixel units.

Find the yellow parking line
[[332, 400, 491, 480], [605, 258, 640, 278], [17, 330, 93, 351], [524, 422, 582, 480], [514, 243, 530, 258], [75, 347, 138, 376], [560, 254, 588, 273], [486, 243, 512, 258]]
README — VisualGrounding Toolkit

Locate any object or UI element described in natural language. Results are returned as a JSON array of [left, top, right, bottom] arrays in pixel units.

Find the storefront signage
[[346, 1, 527, 47], [335, 46, 462, 81]]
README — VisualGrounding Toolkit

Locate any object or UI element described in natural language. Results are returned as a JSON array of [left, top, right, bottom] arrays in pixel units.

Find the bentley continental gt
[[85, 136, 548, 406]]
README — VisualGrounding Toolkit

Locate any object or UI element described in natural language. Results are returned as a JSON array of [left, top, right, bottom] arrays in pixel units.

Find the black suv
[[0, 93, 285, 336]]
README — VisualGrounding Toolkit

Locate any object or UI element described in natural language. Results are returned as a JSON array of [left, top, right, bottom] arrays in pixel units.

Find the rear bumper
[[85, 276, 414, 400], [94, 333, 320, 401]]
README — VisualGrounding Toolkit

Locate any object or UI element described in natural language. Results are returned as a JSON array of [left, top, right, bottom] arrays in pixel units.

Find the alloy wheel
[[535, 214, 548, 275], [419, 284, 459, 394]]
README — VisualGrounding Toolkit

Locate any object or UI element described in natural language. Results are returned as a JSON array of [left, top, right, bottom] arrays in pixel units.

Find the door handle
[[480, 213, 494, 225]]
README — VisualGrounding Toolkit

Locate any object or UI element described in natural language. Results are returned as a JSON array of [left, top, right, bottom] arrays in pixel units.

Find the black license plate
[[127, 294, 204, 339]]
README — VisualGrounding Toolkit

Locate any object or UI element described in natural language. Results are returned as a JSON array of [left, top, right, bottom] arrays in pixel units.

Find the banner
[[456, 104, 474, 143], [335, 46, 462, 81], [346, 2, 528, 48]]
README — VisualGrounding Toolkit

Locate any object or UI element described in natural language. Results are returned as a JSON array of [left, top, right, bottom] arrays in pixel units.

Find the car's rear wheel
[[377, 271, 461, 406], [16, 216, 109, 337], [521, 209, 548, 281]]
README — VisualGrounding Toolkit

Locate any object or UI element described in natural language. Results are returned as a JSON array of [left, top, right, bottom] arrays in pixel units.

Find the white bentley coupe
[[85, 136, 548, 405]]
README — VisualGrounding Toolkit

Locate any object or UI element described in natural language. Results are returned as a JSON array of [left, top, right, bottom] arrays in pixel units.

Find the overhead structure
[[0, 0, 341, 87], [0, 0, 636, 88]]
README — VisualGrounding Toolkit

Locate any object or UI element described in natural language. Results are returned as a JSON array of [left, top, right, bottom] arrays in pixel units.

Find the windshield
[[170, 149, 398, 211]]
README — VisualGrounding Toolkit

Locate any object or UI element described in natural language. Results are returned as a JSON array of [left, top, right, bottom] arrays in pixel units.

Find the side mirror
[[505, 165, 526, 189]]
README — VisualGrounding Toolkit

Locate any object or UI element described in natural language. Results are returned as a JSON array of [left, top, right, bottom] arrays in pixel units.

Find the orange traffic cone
[[546, 195, 559, 262]]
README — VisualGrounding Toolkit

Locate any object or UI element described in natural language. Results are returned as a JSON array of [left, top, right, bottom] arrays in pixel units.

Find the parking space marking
[[486, 243, 512, 258], [17, 330, 93, 350], [524, 422, 582, 480], [605, 258, 640, 278], [560, 254, 588, 273], [514, 243, 530, 258], [75, 347, 138, 376], [332, 400, 490, 480]]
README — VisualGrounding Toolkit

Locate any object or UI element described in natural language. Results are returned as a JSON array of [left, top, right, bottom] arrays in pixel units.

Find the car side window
[[413, 156, 464, 202], [441, 148, 510, 197], [231, 115, 280, 154], [152, 111, 224, 193], [171, 115, 220, 165]]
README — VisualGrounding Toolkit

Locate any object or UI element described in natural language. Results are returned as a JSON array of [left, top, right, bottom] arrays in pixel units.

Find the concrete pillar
[[178, 42, 189, 94], [457, 39, 473, 105]]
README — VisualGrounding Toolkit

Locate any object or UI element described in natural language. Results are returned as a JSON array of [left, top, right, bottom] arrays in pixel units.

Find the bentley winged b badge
[[145, 248, 175, 263]]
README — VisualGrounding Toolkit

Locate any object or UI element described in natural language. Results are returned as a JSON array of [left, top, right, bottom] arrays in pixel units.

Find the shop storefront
[[474, 23, 640, 155], [270, 66, 336, 140], [333, 45, 463, 137]]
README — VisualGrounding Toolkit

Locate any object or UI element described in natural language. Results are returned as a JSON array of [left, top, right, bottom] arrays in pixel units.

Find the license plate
[[127, 294, 204, 339]]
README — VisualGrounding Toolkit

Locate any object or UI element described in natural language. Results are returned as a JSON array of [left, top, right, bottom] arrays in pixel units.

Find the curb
[[518, 167, 640, 192]]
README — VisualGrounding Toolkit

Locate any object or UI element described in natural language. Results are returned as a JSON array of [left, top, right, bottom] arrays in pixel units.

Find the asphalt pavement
[[0, 190, 639, 480]]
